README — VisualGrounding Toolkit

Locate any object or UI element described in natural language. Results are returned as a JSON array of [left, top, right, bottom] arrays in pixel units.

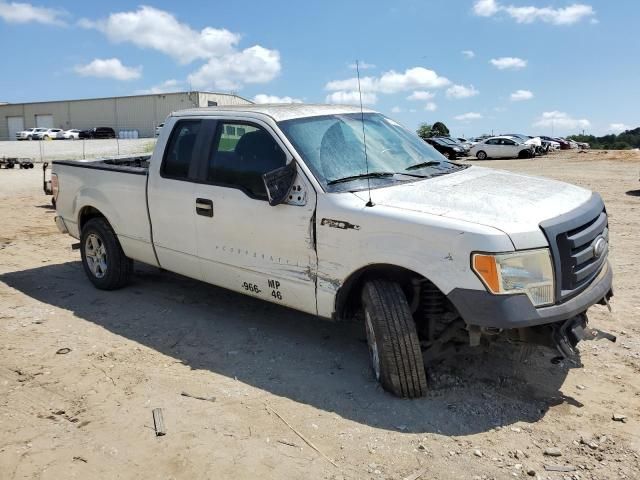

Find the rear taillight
[[51, 173, 59, 201]]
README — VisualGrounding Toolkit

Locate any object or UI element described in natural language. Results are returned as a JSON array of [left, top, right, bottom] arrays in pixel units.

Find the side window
[[207, 122, 287, 199], [504, 139, 516, 146], [486, 139, 497, 145], [161, 120, 201, 179]]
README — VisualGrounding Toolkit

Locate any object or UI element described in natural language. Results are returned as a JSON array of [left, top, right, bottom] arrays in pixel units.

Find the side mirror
[[262, 161, 297, 206]]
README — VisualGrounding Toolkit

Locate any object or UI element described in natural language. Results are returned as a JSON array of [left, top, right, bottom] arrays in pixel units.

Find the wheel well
[[334, 264, 432, 321], [78, 206, 106, 232]]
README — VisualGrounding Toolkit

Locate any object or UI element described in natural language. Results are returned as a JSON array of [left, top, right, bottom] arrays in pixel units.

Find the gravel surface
[[1, 149, 639, 479]]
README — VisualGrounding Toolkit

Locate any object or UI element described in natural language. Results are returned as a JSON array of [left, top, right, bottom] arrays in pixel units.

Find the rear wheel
[[80, 217, 132, 290], [476, 150, 487, 160], [362, 279, 428, 398]]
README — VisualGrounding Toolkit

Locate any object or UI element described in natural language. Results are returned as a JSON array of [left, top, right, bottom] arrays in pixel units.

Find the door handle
[[196, 198, 213, 217]]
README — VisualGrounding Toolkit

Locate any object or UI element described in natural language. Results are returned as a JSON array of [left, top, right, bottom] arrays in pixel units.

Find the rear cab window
[[161, 120, 201, 180]]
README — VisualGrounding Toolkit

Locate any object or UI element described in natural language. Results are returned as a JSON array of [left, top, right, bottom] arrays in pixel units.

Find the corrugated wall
[[197, 92, 253, 107], [0, 92, 250, 140]]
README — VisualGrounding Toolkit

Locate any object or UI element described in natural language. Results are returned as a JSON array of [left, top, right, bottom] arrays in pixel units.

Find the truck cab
[[51, 105, 614, 398]]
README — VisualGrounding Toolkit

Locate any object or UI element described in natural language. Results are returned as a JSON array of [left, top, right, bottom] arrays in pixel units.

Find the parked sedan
[[470, 136, 535, 160], [79, 127, 116, 139], [424, 137, 465, 159], [63, 129, 81, 140], [33, 128, 64, 140]]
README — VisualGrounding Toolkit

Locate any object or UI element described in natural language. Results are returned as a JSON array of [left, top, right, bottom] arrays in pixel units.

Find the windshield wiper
[[405, 161, 441, 171], [327, 172, 395, 185]]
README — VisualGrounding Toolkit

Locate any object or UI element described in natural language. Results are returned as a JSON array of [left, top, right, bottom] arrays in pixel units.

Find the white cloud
[[391, 106, 402, 113], [325, 91, 377, 105], [136, 79, 183, 94], [455, 112, 483, 121], [473, 0, 596, 25], [504, 4, 595, 25], [533, 111, 590, 131], [74, 58, 142, 81], [187, 46, 281, 91], [253, 94, 302, 104], [473, 0, 500, 16], [325, 67, 450, 95], [425, 102, 437, 112], [510, 89, 534, 101], [378, 68, 450, 93], [608, 123, 630, 134], [407, 91, 435, 101], [461, 50, 475, 59], [80, 6, 239, 64], [446, 84, 479, 99], [0, 1, 66, 25], [490, 57, 527, 70], [80, 6, 280, 91], [348, 61, 376, 70]]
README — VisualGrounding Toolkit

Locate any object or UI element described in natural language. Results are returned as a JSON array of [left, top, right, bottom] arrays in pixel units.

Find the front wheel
[[80, 217, 133, 290], [476, 150, 487, 160], [362, 280, 428, 398]]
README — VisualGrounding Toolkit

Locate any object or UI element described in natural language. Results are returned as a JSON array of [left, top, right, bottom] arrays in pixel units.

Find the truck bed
[[52, 154, 158, 267]]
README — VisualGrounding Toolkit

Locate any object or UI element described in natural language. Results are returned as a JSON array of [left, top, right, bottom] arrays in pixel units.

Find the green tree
[[432, 121, 450, 137], [417, 123, 433, 141]]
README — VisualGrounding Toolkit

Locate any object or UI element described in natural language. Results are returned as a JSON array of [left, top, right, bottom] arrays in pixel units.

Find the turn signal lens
[[473, 254, 500, 293]]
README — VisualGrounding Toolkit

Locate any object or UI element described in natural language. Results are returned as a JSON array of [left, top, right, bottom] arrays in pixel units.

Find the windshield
[[280, 113, 464, 192]]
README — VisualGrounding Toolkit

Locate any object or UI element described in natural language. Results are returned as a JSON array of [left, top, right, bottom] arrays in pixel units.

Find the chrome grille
[[540, 194, 608, 303]]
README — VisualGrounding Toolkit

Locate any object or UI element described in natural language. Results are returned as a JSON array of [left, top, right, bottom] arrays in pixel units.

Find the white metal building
[[0, 91, 252, 140]]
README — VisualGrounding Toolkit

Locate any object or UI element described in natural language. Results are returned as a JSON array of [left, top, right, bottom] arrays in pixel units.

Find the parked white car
[[16, 127, 39, 140], [63, 129, 81, 140], [33, 128, 64, 140], [470, 136, 535, 159]]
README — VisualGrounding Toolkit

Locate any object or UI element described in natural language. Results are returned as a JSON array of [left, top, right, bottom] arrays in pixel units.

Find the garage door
[[7, 116, 24, 140], [35, 114, 53, 128]]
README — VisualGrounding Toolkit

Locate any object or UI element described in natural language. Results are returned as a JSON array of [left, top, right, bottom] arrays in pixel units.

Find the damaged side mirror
[[262, 161, 297, 206]]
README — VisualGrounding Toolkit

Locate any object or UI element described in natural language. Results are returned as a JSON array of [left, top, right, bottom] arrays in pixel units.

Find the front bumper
[[447, 261, 612, 329]]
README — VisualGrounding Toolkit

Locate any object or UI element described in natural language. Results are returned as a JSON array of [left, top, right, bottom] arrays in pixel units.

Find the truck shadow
[[1, 261, 579, 435]]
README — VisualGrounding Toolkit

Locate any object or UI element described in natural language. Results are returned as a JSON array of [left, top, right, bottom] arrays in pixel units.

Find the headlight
[[472, 249, 554, 307]]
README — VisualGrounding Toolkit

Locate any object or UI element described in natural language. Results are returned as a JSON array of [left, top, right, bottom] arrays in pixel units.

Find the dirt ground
[[1, 150, 639, 480]]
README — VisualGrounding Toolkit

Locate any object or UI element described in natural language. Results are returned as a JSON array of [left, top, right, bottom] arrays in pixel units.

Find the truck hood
[[353, 166, 593, 249]]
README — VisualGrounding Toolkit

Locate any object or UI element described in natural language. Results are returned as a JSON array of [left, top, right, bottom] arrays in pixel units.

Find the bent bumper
[[447, 261, 612, 329]]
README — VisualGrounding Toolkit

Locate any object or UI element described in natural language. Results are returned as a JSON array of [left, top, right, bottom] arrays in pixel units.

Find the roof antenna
[[356, 60, 374, 207]]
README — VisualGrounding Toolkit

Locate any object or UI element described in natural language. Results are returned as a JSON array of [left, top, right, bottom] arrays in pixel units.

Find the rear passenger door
[[147, 119, 206, 280], [483, 138, 498, 157], [193, 118, 318, 314]]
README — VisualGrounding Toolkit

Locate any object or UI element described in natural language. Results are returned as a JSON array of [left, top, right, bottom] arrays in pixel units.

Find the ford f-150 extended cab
[[51, 104, 614, 398]]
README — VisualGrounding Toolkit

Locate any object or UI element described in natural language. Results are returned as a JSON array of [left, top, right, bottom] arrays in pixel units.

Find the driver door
[[193, 119, 318, 314]]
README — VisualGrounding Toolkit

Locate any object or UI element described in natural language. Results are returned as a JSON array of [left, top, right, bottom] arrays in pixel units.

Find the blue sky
[[1, 0, 638, 137]]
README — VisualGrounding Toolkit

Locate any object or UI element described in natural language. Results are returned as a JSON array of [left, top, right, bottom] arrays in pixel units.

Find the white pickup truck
[[51, 104, 614, 397]]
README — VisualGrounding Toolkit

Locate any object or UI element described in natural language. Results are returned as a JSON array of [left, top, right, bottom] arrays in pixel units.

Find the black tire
[[361, 279, 428, 398], [80, 217, 132, 290], [476, 150, 487, 160]]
